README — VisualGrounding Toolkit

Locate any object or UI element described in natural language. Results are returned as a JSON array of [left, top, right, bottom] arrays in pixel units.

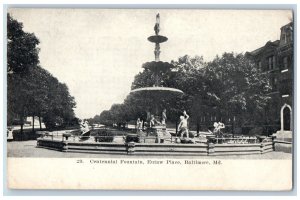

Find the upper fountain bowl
[[148, 35, 168, 43]]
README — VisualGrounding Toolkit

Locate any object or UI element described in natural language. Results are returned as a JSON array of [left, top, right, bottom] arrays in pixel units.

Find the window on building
[[257, 61, 262, 70], [283, 57, 288, 69], [287, 26, 293, 43], [271, 77, 278, 90], [273, 56, 276, 69], [268, 56, 276, 70], [281, 31, 288, 44], [268, 57, 272, 70]]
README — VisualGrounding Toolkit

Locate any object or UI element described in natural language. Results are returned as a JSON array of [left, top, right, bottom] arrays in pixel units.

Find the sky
[[8, 9, 292, 119]]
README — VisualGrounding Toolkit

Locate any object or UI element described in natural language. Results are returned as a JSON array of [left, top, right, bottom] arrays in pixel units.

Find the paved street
[[7, 140, 292, 159]]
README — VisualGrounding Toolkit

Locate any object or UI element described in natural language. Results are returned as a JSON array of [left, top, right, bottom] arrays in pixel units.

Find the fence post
[[271, 135, 276, 151], [207, 142, 215, 156], [36, 139, 40, 147], [260, 142, 264, 154], [207, 136, 215, 156], [126, 142, 135, 155], [62, 141, 68, 152]]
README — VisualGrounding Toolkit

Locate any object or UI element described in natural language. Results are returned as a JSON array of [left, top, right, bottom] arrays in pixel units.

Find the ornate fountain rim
[[130, 86, 184, 94]]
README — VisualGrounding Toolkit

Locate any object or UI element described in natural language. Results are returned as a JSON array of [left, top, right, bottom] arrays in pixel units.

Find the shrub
[[125, 134, 139, 143], [12, 129, 41, 141], [95, 130, 114, 142]]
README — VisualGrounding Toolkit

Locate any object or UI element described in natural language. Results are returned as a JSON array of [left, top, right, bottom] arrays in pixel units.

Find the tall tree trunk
[[232, 121, 234, 138], [32, 115, 35, 132], [20, 115, 24, 134], [39, 116, 42, 130], [20, 123, 23, 134], [175, 121, 178, 136]]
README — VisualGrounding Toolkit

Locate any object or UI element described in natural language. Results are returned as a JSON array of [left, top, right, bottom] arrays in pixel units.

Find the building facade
[[246, 22, 293, 133]]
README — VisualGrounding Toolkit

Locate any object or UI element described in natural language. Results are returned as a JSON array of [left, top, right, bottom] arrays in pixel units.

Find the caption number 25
[[77, 159, 83, 163]]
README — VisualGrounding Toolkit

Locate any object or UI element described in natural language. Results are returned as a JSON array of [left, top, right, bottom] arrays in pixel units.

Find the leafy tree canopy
[[7, 14, 77, 131], [97, 53, 271, 129]]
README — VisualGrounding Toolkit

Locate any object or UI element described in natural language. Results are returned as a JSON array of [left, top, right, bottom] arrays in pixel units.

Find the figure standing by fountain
[[178, 110, 190, 138]]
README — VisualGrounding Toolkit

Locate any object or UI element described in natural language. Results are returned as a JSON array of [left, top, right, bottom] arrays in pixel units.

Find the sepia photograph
[[5, 8, 294, 190]]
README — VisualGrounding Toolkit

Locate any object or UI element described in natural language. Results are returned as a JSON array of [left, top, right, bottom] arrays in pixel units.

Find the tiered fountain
[[36, 14, 278, 156], [130, 14, 183, 143]]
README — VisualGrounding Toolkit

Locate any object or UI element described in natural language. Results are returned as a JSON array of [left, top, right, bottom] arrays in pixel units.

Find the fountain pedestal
[[151, 125, 172, 143]]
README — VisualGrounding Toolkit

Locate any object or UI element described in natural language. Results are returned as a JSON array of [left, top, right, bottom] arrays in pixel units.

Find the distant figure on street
[[7, 127, 13, 141], [178, 110, 190, 138]]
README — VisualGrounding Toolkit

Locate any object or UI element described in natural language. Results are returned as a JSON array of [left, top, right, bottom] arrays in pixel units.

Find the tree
[[170, 55, 206, 124], [98, 52, 271, 133], [202, 53, 271, 127], [42, 79, 76, 129], [99, 55, 207, 125], [7, 13, 41, 133], [7, 13, 40, 74], [7, 14, 77, 132], [99, 110, 113, 126]]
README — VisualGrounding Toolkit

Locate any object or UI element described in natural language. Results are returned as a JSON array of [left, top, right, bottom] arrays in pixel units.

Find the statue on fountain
[[79, 120, 90, 140], [178, 110, 190, 139], [154, 13, 160, 35], [150, 114, 161, 128]]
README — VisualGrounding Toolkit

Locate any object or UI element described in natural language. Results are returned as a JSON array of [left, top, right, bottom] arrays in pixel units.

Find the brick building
[[246, 22, 293, 132]]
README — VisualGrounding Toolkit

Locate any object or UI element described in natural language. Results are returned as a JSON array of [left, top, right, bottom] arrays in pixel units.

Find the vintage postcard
[[6, 8, 293, 190]]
